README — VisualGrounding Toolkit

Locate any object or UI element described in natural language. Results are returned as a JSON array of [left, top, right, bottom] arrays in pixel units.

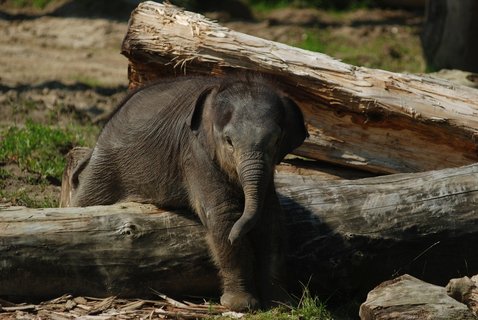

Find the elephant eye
[[225, 136, 233, 147]]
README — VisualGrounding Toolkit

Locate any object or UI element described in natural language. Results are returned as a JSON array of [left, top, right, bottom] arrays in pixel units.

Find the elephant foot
[[220, 291, 260, 312]]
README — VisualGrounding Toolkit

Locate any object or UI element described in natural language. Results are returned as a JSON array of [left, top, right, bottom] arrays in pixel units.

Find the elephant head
[[187, 78, 308, 245]]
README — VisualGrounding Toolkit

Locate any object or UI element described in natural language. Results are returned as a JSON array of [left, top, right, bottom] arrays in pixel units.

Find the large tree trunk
[[3, 162, 478, 302], [121, 2, 478, 175], [422, 0, 478, 73]]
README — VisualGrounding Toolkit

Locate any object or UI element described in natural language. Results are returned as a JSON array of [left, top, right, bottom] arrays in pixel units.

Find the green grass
[[0, 167, 12, 181], [0, 120, 93, 183], [10, 0, 53, 9], [247, 0, 375, 12], [212, 288, 333, 320], [248, 0, 291, 13], [296, 31, 327, 53], [0, 188, 58, 208], [72, 74, 105, 88]]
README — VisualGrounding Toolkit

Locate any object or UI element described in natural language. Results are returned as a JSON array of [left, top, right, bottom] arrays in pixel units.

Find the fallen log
[[2, 161, 478, 302], [447, 275, 478, 317], [121, 1, 478, 174], [359, 274, 476, 320]]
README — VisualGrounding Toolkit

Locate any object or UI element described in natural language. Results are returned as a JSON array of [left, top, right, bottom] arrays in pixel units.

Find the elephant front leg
[[206, 212, 260, 312]]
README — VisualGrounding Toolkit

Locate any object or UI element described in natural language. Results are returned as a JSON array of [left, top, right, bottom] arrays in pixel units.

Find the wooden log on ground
[[2, 162, 478, 301], [121, 1, 478, 174], [447, 275, 478, 317], [359, 274, 476, 320]]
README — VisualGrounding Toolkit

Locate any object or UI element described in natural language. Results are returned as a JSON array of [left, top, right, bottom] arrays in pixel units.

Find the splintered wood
[[0, 294, 229, 319], [122, 1, 478, 174]]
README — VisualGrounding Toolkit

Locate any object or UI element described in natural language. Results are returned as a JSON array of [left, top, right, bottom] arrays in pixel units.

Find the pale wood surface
[[121, 1, 478, 174], [3, 163, 478, 300]]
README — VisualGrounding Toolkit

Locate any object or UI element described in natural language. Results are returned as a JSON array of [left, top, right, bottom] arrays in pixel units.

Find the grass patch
[[288, 287, 333, 320], [72, 75, 105, 88], [247, 0, 374, 12], [247, 0, 291, 13], [0, 167, 12, 181], [212, 287, 333, 319], [0, 120, 94, 183], [10, 0, 53, 9], [0, 188, 58, 208], [297, 31, 327, 53]]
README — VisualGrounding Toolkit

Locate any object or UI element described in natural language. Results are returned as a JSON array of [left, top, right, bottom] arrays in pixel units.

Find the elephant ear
[[186, 86, 218, 134], [277, 96, 309, 163]]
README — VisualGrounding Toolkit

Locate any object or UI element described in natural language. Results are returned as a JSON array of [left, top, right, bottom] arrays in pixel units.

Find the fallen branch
[[0, 294, 228, 320]]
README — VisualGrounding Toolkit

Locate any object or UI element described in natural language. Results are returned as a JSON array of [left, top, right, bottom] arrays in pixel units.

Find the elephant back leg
[[70, 163, 123, 207]]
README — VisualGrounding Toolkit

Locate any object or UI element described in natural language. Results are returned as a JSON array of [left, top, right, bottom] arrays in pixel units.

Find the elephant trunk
[[228, 152, 269, 245]]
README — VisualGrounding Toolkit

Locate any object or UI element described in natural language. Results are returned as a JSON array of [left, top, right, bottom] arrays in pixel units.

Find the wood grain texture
[[2, 163, 478, 301], [121, 1, 478, 174], [0, 203, 217, 299]]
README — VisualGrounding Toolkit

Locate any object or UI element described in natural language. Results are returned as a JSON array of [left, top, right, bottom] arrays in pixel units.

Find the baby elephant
[[71, 75, 308, 311]]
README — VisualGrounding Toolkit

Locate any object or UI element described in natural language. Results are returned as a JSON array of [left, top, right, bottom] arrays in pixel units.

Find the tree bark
[[359, 274, 476, 320], [121, 1, 478, 174], [2, 162, 478, 302]]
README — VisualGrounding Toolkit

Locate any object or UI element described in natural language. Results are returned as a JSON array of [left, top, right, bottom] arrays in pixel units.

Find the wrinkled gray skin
[[71, 75, 308, 311]]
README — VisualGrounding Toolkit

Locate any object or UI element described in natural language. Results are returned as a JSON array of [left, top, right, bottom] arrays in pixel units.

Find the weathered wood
[[447, 275, 478, 317], [0, 203, 218, 300], [121, 1, 478, 174], [3, 163, 478, 301], [359, 274, 476, 320]]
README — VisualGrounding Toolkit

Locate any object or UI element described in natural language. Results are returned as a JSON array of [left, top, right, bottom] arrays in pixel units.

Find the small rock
[[360, 274, 476, 320]]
